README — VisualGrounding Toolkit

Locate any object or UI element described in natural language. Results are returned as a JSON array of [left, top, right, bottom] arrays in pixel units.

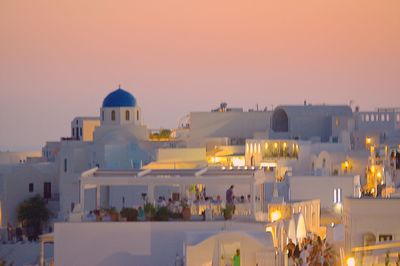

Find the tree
[[17, 195, 50, 241]]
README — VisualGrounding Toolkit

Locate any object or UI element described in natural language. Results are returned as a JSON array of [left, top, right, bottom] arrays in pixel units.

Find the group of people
[[6, 222, 24, 243], [286, 235, 336, 266]]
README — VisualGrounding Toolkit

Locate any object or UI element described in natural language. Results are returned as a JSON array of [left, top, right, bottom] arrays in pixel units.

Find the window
[[322, 158, 326, 168], [397, 114, 400, 122], [29, 183, 34, 193], [111, 110, 116, 121], [381, 114, 385, 121], [64, 158, 67, 173], [361, 115, 365, 122], [371, 114, 375, 122], [137, 110, 139, 121], [72, 128, 74, 136], [125, 110, 130, 121], [102, 111, 104, 121], [335, 118, 340, 127], [366, 114, 370, 122], [379, 235, 393, 242], [80, 127, 82, 137], [386, 114, 390, 121], [334, 188, 342, 204], [75, 127, 79, 139]]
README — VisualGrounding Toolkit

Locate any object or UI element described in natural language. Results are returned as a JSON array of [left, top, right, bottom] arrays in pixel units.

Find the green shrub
[[155, 207, 170, 221], [120, 208, 138, 221]]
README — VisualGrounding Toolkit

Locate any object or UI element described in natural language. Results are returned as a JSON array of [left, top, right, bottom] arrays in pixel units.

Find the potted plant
[[222, 204, 234, 220], [120, 207, 138, 221], [155, 207, 170, 221], [181, 200, 191, 221], [108, 207, 119, 222], [144, 203, 156, 221]]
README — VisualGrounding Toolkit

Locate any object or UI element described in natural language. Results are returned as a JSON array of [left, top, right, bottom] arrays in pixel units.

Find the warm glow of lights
[[347, 257, 355, 266], [377, 172, 382, 178], [370, 166, 376, 173], [366, 138, 372, 144], [283, 142, 287, 148], [270, 210, 282, 222], [265, 143, 269, 149], [344, 161, 349, 168], [274, 143, 278, 149], [232, 157, 245, 167], [266, 226, 273, 233]]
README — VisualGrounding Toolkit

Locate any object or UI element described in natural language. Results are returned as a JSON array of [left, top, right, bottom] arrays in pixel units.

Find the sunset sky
[[1, 0, 400, 151]]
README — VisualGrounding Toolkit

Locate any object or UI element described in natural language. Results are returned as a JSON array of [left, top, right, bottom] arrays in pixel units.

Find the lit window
[[258, 144, 261, 153], [246, 143, 249, 153], [366, 114, 370, 122], [125, 110, 130, 121], [381, 114, 385, 121], [386, 114, 390, 121], [336, 118, 340, 127], [334, 188, 342, 204], [111, 110, 116, 121]]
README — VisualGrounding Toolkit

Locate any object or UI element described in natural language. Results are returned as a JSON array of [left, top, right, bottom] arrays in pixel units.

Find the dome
[[102, 87, 137, 108]]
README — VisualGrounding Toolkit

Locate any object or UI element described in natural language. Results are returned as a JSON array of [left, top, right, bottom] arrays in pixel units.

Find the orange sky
[[1, 0, 400, 150]]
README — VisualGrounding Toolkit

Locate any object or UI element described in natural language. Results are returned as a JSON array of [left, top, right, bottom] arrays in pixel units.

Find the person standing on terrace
[[226, 185, 234, 205]]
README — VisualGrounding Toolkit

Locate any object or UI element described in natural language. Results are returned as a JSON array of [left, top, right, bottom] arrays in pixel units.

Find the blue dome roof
[[102, 88, 137, 108]]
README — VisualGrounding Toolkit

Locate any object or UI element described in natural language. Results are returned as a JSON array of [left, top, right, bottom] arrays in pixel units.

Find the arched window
[[137, 110, 140, 121], [366, 114, 370, 122], [272, 108, 289, 132], [111, 110, 116, 121], [125, 110, 130, 121]]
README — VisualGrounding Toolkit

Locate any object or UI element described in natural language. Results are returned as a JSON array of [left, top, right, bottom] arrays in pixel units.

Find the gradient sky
[[1, 0, 400, 151]]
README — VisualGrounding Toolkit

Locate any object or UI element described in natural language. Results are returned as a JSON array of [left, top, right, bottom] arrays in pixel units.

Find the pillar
[[80, 181, 85, 211], [147, 184, 154, 204], [96, 185, 101, 210], [250, 183, 256, 217], [40, 240, 44, 266]]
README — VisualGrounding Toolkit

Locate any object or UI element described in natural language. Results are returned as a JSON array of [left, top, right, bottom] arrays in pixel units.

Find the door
[[44, 182, 51, 199]]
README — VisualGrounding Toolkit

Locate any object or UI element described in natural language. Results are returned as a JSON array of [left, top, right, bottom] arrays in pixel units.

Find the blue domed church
[[93, 87, 152, 170]]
